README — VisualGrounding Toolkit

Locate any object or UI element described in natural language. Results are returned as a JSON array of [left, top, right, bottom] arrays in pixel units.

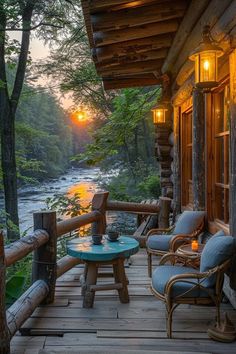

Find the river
[[16, 167, 136, 235], [18, 167, 100, 234]]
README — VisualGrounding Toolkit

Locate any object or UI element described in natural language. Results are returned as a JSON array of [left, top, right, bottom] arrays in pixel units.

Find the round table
[[176, 243, 204, 268], [67, 236, 139, 308]]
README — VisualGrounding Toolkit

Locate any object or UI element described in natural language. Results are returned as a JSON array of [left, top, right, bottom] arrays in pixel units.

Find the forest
[[0, 0, 160, 240]]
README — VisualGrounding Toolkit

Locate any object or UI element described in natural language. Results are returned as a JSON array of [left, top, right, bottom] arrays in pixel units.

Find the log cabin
[[81, 0, 236, 307]]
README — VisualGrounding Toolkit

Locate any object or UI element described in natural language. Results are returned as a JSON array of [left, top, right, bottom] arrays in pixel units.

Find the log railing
[[0, 191, 171, 354]]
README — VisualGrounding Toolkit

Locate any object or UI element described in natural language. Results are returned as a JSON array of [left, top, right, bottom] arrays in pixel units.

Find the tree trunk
[[0, 2, 34, 240], [1, 105, 19, 240]]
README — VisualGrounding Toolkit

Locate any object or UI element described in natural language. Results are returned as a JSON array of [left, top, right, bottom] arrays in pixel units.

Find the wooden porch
[[12, 249, 236, 354]]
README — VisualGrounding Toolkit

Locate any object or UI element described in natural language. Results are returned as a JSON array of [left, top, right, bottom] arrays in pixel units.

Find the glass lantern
[[189, 26, 223, 89], [152, 103, 168, 124]]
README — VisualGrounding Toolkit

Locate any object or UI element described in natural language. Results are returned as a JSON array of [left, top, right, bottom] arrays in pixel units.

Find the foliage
[[138, 175, 161, 199], [45, 193, 90, 218], [5, 271, 26, 307]]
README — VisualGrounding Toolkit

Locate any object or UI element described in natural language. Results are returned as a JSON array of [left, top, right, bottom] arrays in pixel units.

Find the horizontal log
[[106, 200, 160, 214], [91, 2, 187, 32], [94, 20, 179, 47], [96, 48, 168, 68], [57, 255, 82, 278], [57, 211, 101, 238], [7, 280, 48, 338], [97, 59, 163, 76], [5, 229, 49, 267], [103, 75, 162, 90], [95, 34, 173, 62], [173, 0, 233, 79], [161, 0, 210, 74], [89, 0, 174, 13]]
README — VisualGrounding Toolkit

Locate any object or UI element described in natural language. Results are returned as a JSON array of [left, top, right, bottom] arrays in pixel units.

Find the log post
[[32, 211, 57, 304], [91, 192, 109, 234], [173, 106, 181, 218], [229, 48, 236, 292], [0, 232, 10, 354], [192, 87, 205, 211], [158, 197, 172, 228]]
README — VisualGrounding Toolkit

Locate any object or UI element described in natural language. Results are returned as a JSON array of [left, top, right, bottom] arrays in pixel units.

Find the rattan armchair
[[150, 234, 234, 338], [146, 211, 205, 277]]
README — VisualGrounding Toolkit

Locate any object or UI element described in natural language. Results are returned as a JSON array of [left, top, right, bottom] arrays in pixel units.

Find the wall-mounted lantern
[[152, 103, 168, 124], [189, 25, 224, 89]]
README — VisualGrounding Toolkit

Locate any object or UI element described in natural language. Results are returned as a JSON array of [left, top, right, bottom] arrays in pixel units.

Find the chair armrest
[[159, 252, 199, 265], [169, 234, 193, 252], [146, 225, 174, 237]]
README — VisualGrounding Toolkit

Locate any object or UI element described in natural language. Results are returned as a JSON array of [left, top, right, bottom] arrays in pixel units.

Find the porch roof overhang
[[81, 0, 211, 90]]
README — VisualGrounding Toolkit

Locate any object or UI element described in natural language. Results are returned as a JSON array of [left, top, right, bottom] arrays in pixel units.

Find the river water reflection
[[18, 168, 100, 234]]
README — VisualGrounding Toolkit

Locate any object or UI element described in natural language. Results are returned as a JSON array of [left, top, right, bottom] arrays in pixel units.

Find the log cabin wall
[[81, 0, 236, 306]]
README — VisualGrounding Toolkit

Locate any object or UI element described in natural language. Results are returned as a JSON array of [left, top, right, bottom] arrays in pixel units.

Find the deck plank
[[14, 249, 236, 354]]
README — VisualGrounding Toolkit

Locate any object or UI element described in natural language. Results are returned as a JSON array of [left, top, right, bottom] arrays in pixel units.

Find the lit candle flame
[[203, 60, 209, 71]]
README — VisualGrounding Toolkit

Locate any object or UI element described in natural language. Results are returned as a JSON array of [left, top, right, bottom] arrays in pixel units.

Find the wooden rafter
[[96, 48, 168, 68], [94, 20, 179, 47], [97, 59, 163, 76], [95, 34, 173, 62], [91, 1, 187, 32]]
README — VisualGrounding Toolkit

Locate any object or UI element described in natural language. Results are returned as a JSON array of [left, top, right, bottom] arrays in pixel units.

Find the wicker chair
[[146, 211, 205, 277], [150, 233, 235, 338]]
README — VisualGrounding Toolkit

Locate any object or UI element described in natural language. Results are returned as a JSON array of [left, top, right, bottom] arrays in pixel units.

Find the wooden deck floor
[[12, 249, 236, 354]]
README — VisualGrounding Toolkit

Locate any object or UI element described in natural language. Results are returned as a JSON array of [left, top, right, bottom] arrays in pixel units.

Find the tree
[[0, 0, 81, 240]]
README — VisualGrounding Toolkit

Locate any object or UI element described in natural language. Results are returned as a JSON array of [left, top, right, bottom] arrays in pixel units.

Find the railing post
[[0, 232, 10, 354], [91, 192, 109, 234], [158, 197, 172, 228], [32, 211, 57, 304]]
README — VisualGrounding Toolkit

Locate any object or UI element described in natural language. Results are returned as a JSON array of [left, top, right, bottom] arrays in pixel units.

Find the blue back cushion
[[173, 211, 205, 235], [200, 235, 235, 287]]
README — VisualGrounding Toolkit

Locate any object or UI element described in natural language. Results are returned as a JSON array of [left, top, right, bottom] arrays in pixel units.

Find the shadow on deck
[[11, 249, 236, 354]]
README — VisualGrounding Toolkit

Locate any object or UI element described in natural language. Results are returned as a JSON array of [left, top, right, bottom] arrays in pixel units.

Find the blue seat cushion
[[200, 235, 235, 287], [152, 265, 212, 298], [147, 234, 173, 251], [173, 211, 205, 235]]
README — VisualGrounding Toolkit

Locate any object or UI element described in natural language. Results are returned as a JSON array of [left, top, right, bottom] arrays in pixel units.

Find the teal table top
[[67, 235, 139, 262]]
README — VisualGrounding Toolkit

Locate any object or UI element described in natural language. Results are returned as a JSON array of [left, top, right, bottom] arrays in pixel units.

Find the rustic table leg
[[80, 263, 88, 296], [113, 258, 129, 303], [83, 262, 97, 308]]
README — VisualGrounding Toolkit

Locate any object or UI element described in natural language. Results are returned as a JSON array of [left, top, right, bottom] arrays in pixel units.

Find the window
[[181, 110, 193, 207], [211, 84, 230, 225]]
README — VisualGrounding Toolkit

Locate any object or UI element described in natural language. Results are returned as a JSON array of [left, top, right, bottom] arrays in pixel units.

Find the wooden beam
[[32, 211, 57, 305], [89, 0, 172, 13], [161, 0, 210, 74], [192, 88, 205, 211], [57, 211, 101, 238], [172, 0, 233, 79], [229, 48, 236, 290], [106, 200, 160, 213], [5, 229, 49, 267], [103, 75, 162, 90], [95, 34, 173, 62], [0, 232, 10, 353], [94, 20, 179, 47], [97, 59, 163, 76], [91, 2, 187, 32], [7, 280, 48, 338], [96, 48, 168, 68], [173, 106, 181, 216]]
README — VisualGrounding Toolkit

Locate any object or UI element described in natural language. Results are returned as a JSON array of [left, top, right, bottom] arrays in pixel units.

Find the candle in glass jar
[[191, 240, 199, 252]]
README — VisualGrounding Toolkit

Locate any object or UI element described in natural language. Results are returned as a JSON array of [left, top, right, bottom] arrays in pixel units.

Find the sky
[[11, 32, 74, 110]]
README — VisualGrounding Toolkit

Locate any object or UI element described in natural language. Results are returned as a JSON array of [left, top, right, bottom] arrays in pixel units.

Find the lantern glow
[[152, 104, 168, 124], [189, 25, 223, 89]]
